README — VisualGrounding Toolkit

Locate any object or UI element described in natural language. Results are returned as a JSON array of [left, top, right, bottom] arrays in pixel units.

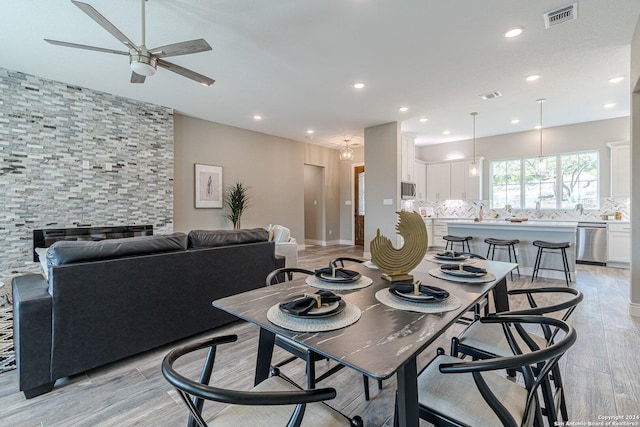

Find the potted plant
[[224, 181, 251, 229]]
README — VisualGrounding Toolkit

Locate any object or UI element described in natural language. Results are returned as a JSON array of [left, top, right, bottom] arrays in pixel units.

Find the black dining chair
[[394, 315, 576, 427], [266, 266, 379, 401], [451, 287, 583, 425], [161, 334, 363, 427]]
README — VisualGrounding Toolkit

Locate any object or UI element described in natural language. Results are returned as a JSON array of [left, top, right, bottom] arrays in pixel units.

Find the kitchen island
[[446, 219, 578, 280]]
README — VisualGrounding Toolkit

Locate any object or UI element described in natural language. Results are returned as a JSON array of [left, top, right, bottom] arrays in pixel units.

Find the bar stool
[[532, 240, 572, 286], [443, 235, 472, 252], [484, 238, 521, 280]]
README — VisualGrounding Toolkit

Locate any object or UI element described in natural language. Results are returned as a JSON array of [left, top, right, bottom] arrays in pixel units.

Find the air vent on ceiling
[[544, 2, 578, 28], [479, 91, 502, 100]]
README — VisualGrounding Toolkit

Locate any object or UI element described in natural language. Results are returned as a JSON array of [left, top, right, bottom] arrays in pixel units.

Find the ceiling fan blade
[[150, 39, 212, 58], [131, 72, 146, 84], [157, 59, 215, 86], [71, 0, 140, 53], [45, 39, 129, 55]]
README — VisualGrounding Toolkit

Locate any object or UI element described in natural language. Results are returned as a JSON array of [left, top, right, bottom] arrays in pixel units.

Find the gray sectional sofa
[[12, 228, 283, 398]]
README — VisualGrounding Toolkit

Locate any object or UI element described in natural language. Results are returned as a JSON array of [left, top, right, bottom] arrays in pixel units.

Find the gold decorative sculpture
[[370, 211, 428, 282]]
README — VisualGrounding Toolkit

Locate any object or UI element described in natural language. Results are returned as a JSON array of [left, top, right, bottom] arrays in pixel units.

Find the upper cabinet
[[401, 134, 415, 182], [608, 141, 630, 197], [426, 163, 451, 200], [426, 159, 483, 201], [450, 159, 483, 200]]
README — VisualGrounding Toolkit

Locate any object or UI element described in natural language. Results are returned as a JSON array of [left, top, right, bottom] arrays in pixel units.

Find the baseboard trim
[[630, 303, 640, 318]]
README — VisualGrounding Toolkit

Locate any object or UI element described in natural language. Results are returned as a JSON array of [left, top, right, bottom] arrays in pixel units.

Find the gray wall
[[173, 114, 306, 240], [364, 122, 401, 254], [630, 16, 640, 316], [0, 68, 174, 271], [339, 147, 365, 243], [416, 117, 629, 200]]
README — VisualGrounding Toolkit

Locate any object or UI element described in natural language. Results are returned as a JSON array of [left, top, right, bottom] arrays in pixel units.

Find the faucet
[[505, 204, 512, 214], [575, 203, 584, 215], [535, 201, 540, 211]]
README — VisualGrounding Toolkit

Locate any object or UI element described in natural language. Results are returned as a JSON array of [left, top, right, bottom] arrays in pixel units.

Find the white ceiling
[[1, 1, 639, 150]]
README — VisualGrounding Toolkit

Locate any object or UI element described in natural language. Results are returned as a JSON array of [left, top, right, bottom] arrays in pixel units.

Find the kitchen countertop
[[446, 219, 578, 230]]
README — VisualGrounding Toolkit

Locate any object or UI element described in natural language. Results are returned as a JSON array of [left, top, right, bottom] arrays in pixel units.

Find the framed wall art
[[195, 164, 222, 208]]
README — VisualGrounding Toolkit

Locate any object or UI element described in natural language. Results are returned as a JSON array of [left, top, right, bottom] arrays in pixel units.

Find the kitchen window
[[490, 150, 599, 210]]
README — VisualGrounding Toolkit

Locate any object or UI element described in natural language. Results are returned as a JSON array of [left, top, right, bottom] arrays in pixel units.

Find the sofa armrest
[[275, 241, 298, 268], [12, 274, 54, 398]]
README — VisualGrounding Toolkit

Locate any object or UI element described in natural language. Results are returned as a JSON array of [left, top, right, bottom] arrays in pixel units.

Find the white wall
[[630, 16, 640, 317]]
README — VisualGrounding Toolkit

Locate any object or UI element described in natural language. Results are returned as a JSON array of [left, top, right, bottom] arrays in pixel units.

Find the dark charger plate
[[279, 297, 347, 318], [388, 288, 449, 303], [315, 268, 361, 283]]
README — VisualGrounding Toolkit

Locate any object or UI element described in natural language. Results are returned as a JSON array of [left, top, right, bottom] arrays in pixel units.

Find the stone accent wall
[[0, 68, 174, 272]]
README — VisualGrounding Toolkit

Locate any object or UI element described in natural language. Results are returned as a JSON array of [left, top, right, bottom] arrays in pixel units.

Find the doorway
[[304, 164, 325, 246], [354, 165, 365, 246]]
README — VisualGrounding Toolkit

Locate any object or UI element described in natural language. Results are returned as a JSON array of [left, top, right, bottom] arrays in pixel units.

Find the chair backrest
[[329, 257, 364, 268], [439, 315, 576, 427], [505, 287, 583, 343], [161, 334, 342, 427], [266, 267, 315, 286]]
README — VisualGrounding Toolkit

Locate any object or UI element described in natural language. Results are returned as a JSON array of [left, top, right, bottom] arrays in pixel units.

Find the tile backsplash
[[403, 197, 630, 221]]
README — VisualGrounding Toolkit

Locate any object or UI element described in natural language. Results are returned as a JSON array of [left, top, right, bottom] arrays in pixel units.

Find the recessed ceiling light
[[505, 27, 524, 38], [535, 125, 542, 130], [398, 106, 409, 112], [604, 103, 616, 109], [443, 130, 450, 135], [609, 76, 624, 83], [306, 129, 315, 134], [253, 115, 262, 120], [353, 82, 365, 89], [526, 74, 540, 81], [511, 119, 520, 124], [419, 117, 428, 123]]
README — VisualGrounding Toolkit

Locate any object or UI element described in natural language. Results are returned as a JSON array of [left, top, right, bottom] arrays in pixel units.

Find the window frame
[[489, 149, 600, 210]]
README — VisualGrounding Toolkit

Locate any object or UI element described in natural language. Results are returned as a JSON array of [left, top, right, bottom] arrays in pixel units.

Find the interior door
[[354, 165, 365, 246]]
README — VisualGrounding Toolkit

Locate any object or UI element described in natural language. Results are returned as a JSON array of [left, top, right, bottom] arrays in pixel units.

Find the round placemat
[[375, 288, 462, 314], [305, 275, 373, 290], [428, 268, 496, 283], [267, 302, 361, 332]]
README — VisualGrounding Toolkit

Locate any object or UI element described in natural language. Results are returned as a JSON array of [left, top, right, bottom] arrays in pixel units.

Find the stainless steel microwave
[[401, 181, 416, 199]]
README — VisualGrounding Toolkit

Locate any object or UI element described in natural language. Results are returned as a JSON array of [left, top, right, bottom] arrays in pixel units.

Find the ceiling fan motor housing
[[130, 47, 157, 76]]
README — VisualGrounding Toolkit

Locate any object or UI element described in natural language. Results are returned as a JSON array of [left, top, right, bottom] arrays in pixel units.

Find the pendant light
[[469, 112, 478, 176], [537, 98, 547, 166], [339, 138, 354, 161]]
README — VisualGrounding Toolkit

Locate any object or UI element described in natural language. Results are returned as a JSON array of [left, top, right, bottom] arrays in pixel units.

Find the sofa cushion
[[46, 233, 188, 266], [188, 228, 268, 249]]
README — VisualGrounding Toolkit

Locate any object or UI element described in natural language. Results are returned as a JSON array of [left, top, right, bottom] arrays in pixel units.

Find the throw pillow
[[271, 225, 291, 243]]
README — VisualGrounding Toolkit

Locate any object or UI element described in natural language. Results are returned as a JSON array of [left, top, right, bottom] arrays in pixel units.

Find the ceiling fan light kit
[[45, 0, 214, 85]]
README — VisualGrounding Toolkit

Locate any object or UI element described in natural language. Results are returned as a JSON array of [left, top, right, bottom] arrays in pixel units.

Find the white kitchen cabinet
[[401, 134, 415, 182], [608, 141, 630, 198], [414, 160, 426, 200], [450, 159, 483, 200], [431, 220, 449, 248], [426, 159, 482, 201], [426, 163, 451, 200], [607, 222, 630, 264]]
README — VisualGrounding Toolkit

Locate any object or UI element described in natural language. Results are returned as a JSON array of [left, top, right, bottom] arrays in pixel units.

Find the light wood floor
[[0, 245, 637, 426]]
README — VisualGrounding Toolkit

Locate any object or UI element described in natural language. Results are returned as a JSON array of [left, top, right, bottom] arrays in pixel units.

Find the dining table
[[212, 256, 517, 427]]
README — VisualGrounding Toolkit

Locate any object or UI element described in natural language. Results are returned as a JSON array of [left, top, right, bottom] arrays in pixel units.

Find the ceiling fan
[[45, 0, 215, 86]]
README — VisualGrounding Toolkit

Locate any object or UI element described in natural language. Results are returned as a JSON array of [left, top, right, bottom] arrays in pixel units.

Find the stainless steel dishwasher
[[576, 222, 607, 265]]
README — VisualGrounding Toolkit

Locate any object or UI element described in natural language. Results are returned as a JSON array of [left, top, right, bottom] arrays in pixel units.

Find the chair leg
[[486, 243, 492, 259], [378, 379, 383, 390], [507, 244, 514, 281]]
